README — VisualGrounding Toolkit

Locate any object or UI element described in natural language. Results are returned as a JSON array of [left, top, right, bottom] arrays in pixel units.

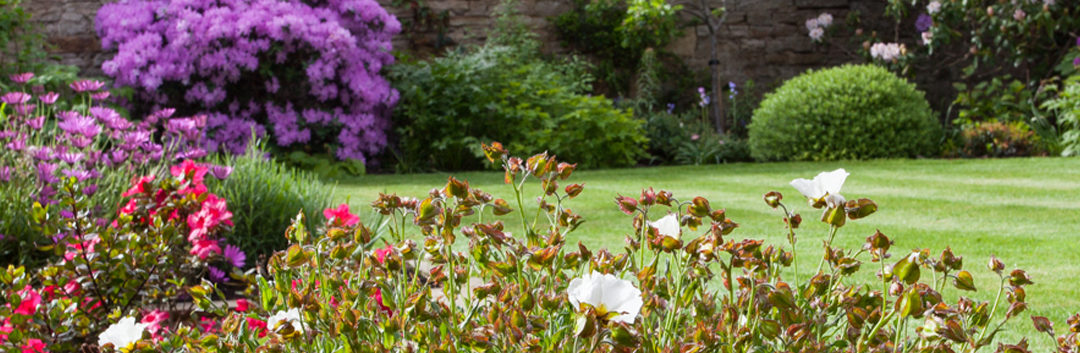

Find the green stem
[[973, 277, 1007, 351]]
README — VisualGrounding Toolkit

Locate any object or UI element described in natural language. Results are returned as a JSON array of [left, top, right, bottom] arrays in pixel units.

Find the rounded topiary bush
[[748, 64, 941, 161]]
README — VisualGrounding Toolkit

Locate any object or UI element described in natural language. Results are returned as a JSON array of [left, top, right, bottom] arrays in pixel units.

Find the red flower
[[20, 338, 46, 353], [63, 281, 81, 296], [373, 288, 393, 316], [118, 198, 138, 215], [12, 286, 41, 316], [0, 318, 13, 344], [122, 175, 155, 198], [323, 203, 359, 227], [170, 159, 208, 185], [245, 317, 268, 338], [235, 298, 249, 312], [64, 237, 100, 261]]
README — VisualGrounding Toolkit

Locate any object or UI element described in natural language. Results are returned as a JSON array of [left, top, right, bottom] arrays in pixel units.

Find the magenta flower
[[223, 244, 246, 268], [58, 114, 102, 138], [0, 166, 11, 182], [91, 91, 111, 100], [27, 116, 46, 130], [210, 165, 233, 180], [70, 80, 106, 93], [39, 92, 59, 105], [324, 203, 360, 227], [9, 72, 34, 84], [1, 92, 31, 105], [13, 103, 34, 116], [58, 152, 85, 165]]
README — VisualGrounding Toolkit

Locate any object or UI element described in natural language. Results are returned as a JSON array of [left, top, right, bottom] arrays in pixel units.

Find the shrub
[[95, 0, 400, 162], [205, 142, 335, 263], [0, 160, 244, 350], [957, 121, 1042, 158], [748, 64, 941, 161], [390, 45, 646, 171], [1043, 75, 1080, 157], [0, 76, 208, 268], [0, 0, 47, 78], [41, 143, 1054, 352]]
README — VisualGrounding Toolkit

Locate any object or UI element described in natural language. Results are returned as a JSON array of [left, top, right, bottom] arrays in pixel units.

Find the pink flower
[[170, 160, 208, 185], [198, 317, 218, 333], [245, 317, 268, 337], [0, 318, 13, 343], [9, 72, 33, 84], [39, 92, 59, 105], [141, 310, 169, 340], [374, 244, 393, 264], [323, 203, 359, 227], [13, 285, 42, 316], [235, 298, 250, 312], [119, 198, 139, 215], [64, 238, 100, 261], [20, 338, 46, 353], [189, 239, 221, 259], [63, 281, 81, 296], [70, 80, 105, 93]]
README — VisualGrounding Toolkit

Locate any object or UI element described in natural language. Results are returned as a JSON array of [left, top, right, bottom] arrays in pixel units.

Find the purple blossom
[[697, 87, 710, 107], [58, 152, 85, 165], [208, 266, 226, 283], [5, 137, 25, 152], [13, 104, 35, 116], [32, 147, 55, 161], [27, 116, 45, 130], [223, 244, 245, 268], [0, 166, 11, 182], [37, 185, 57, 205], [9, 72, 33, 84], [96, 0, 400, 161], [57, 114, 102, 138], [62, 168, 94, 181], [1, 92, 31, 105], [36, 162, 59, 184], [728, 81, 738, 99], [83, 184, 99, 196], [210, 165, 233, 180], [666, 103, 675, 114], [915, 13, 933, 33], [70, 80, 106, 93], [70, 135, 94, 149], [39, 92, 59, 105], [91, 91, 111, 100]]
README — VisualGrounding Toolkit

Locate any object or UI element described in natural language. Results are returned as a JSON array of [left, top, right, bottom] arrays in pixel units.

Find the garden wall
[[24, 0, 885, 87]]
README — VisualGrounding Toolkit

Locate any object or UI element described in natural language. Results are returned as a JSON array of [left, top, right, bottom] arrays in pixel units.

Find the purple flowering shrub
[[0, 73, 212, 267], [95, 0, 401, 162]]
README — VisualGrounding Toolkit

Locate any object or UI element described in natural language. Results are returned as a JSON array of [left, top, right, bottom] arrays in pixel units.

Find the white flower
[[816, 13, 833, 27], [567, 271, 643, 325], [1013, 8, 1026, 21], [790, 168, 849, 208], [268, 308, 305, 333], [805, 18, 819, 31], [869, 42, 905, 61], [809, 27, 825, 42], [649, 213, 680, 237], [98, 317, 148, 349], [921, 31, 933, 45], [926, 1, 941, 14]]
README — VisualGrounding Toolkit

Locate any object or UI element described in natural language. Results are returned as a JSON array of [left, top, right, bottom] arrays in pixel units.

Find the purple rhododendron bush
[[95, 0, 400, 161], [4, 142, 1080, 352]]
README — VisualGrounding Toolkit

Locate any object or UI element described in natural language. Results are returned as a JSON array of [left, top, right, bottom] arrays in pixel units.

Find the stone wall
[[24, 0, 885, 88]]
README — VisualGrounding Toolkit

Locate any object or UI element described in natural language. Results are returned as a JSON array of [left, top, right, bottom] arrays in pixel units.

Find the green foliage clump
[[1043, 75, 1080, 157], [748, 64, 941, 161], [0, 0, 48, 78], [390, 45, 646, 171], [206, 143, 334, 262], [955, 121, 1041, 158]]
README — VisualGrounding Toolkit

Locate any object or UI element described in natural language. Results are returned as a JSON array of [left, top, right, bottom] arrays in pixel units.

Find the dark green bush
[[206, 143, 334, 263], [390, 45, 647, 171], [748, 64, 941, 161]]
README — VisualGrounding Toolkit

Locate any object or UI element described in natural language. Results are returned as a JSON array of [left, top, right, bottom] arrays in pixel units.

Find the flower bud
[[987, 255, 1005, 274], [615, 195, 638, 215], [565, 184, 584, 198], [763, 191, 782, 208]]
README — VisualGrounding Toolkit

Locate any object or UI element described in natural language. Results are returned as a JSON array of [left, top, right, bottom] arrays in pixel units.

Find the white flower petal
[[268, 308, 304, 333], [824, 193, 847, 209], [649, 214, 681, 237], [790, 178, 822, 199], [815, 168, 849, 195], [567, 271, 643, 324], [99, 316, 148, 349]]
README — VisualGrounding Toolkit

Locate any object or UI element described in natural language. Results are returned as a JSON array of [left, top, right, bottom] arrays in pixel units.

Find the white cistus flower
[[567, 271, 643, 325], [649, 213, 680, 237], [98, 316, 148, 349], [790, 168, 849, 208], [809, 27, 825, 42], [926, 1, 941, 14], [268, 308, 305, 333]]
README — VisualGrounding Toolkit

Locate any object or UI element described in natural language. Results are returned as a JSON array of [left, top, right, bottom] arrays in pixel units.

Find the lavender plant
[[0, 73, 208, 268], [95, 0, 401, 163]]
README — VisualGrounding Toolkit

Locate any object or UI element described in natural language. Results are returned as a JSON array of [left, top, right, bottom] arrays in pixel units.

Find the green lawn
[[337, 157, 1080, 349]]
